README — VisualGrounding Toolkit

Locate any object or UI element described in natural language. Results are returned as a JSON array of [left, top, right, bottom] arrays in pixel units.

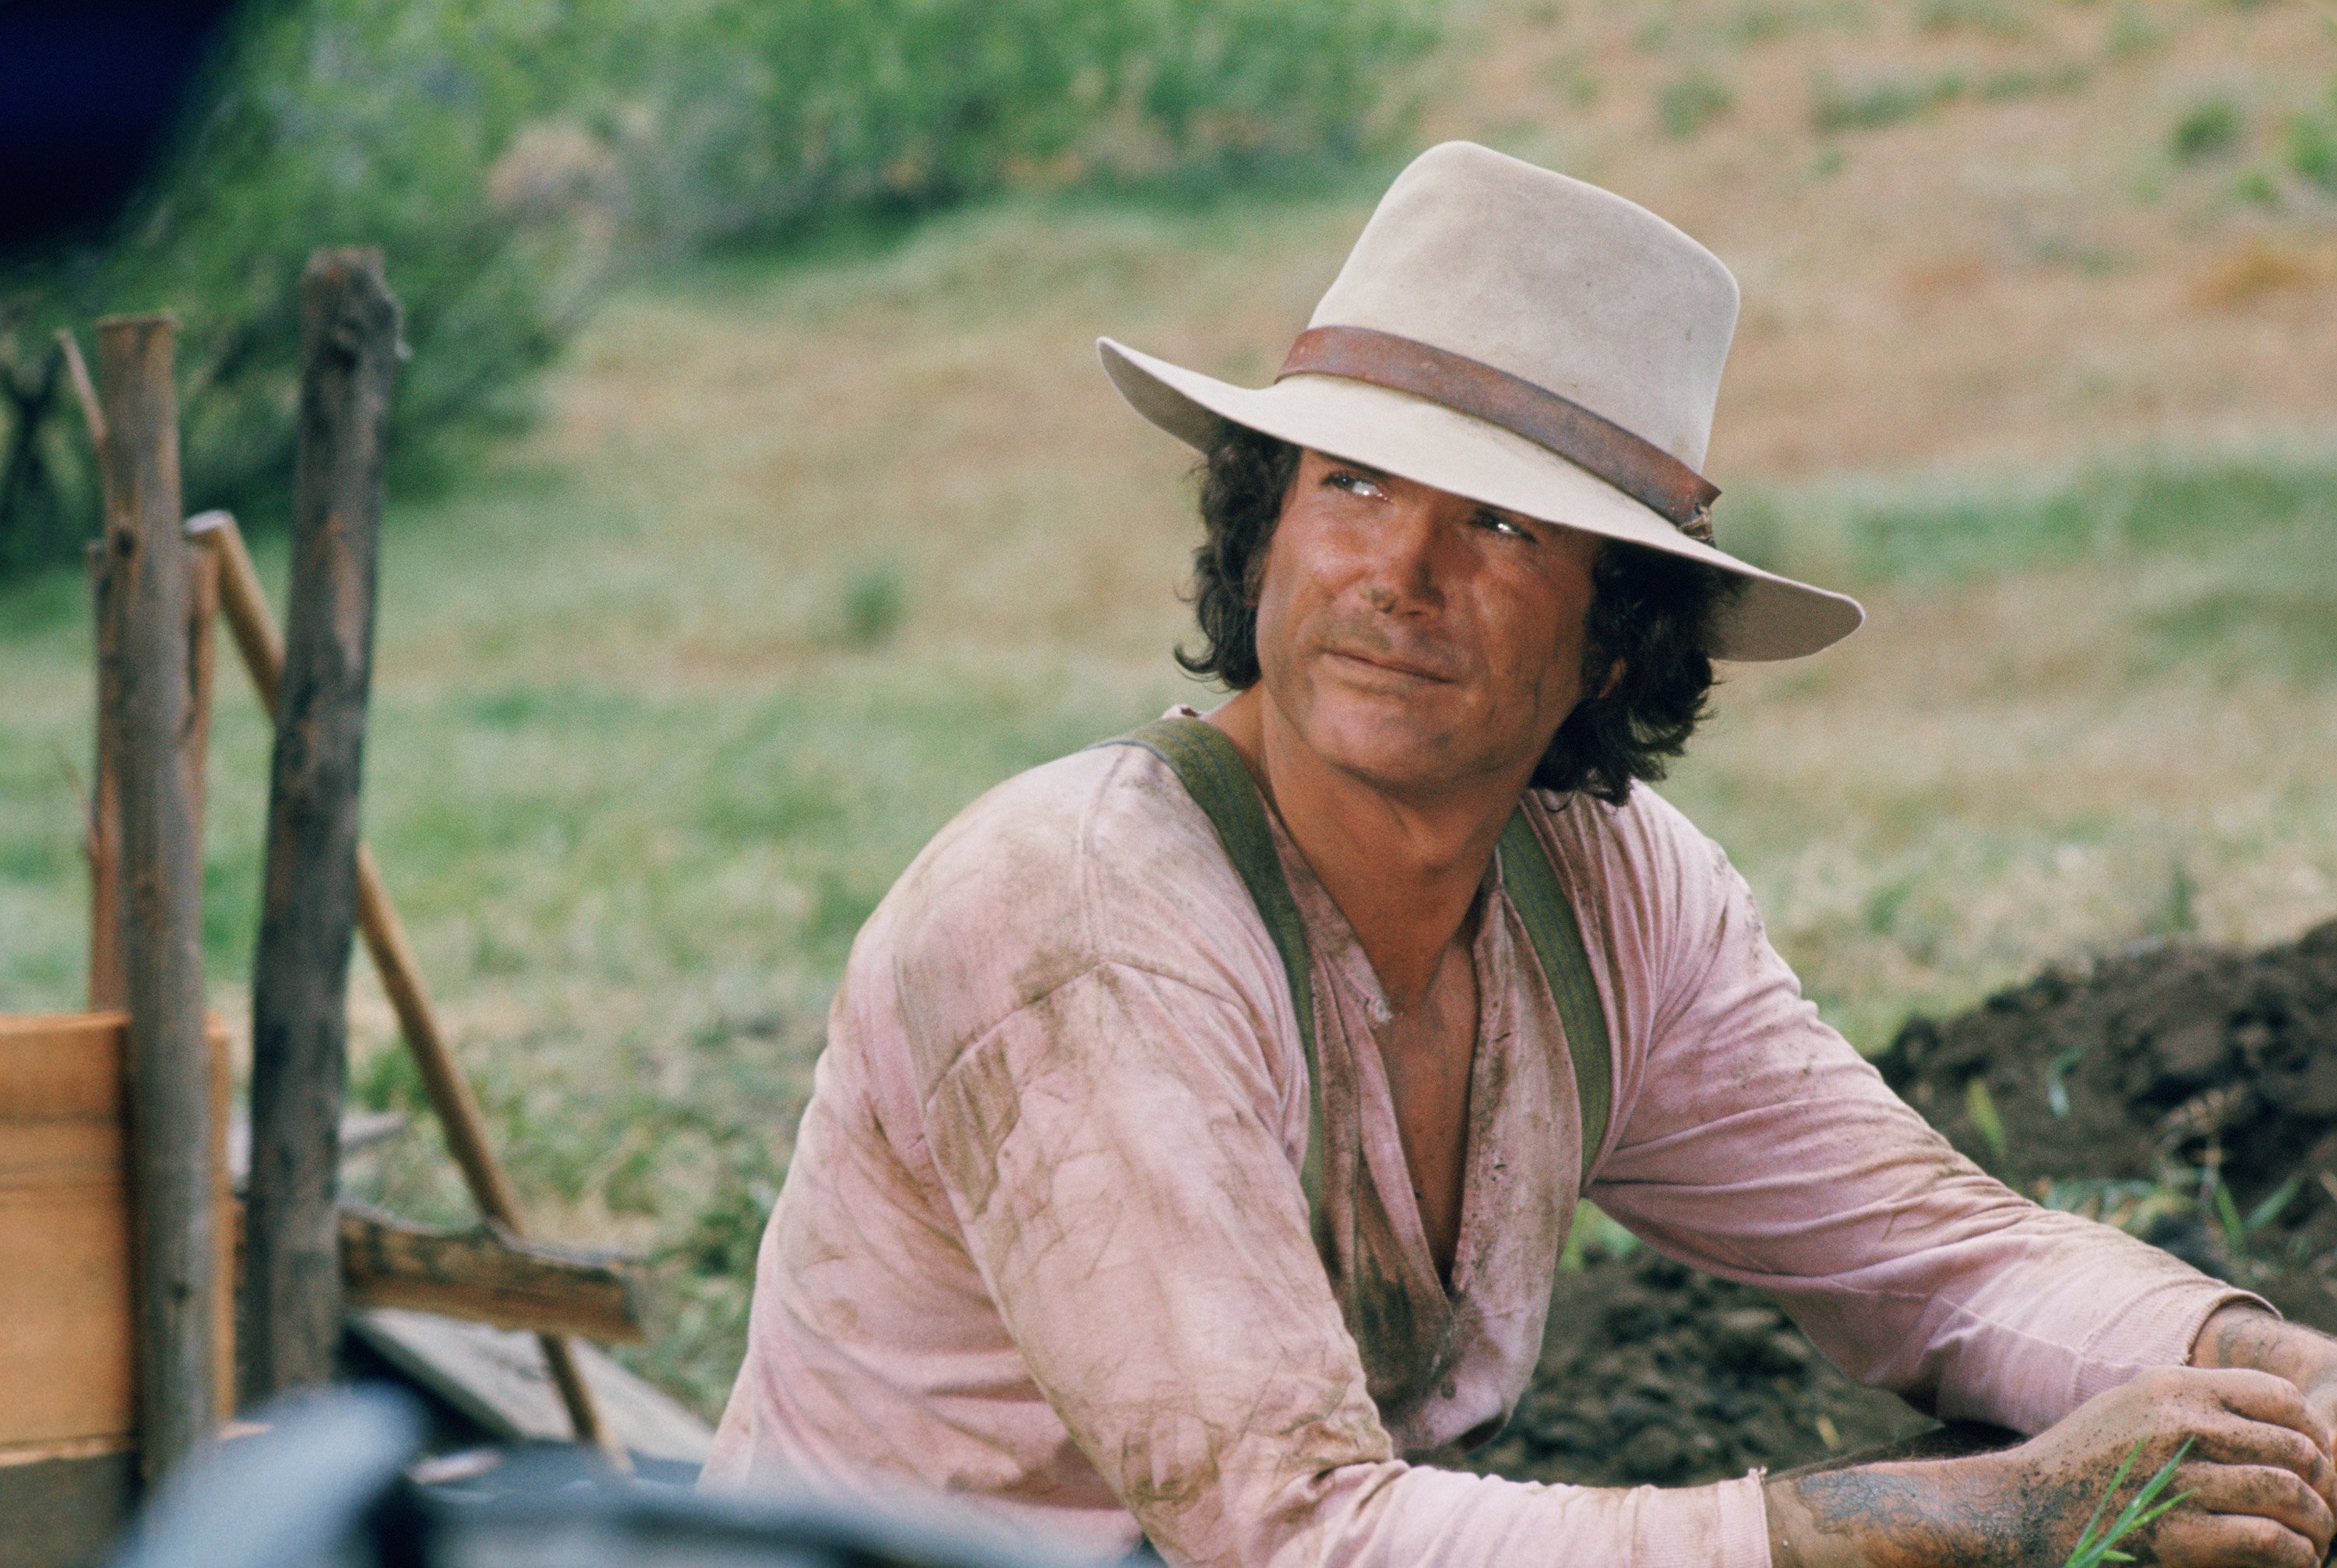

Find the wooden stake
[[192, 511, 621, 1455], [94, 312, 217, 1482], [86, 550, 211, 1016], [56, 329, 107, 458], [75, 326, 210, 1026], [243, 251, 398, 1400], [183, 546, 217, 844], [189, 513, 282, 712]]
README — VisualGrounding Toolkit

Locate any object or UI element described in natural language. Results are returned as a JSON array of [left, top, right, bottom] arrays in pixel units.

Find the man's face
[[1252, 447, 1605, 802]]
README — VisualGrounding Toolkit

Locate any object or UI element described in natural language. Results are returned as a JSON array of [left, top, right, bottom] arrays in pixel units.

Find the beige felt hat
[[1098, 141, 1863, 661]]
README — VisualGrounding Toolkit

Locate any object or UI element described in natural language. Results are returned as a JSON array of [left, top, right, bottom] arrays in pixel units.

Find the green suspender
[[1102, 717, 1613, 1227], [1496, 810, 1613, 1175], [1109, 717, 1330, 1214]]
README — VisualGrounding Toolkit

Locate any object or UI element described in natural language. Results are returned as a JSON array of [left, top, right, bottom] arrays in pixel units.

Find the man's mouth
[[1323, 646, 1458, 684]]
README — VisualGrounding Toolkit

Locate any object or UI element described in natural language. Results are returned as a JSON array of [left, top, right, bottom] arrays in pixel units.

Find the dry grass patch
[[1434, 0, 2337, 474]]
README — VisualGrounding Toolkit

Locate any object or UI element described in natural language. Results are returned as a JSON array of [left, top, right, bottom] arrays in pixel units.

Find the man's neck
[[1205, 689, 1527, 1013]]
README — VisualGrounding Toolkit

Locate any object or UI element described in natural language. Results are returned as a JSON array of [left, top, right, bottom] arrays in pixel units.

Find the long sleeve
[[1584, 805, 2262, 1435], [919, 958, 1774, 1568]]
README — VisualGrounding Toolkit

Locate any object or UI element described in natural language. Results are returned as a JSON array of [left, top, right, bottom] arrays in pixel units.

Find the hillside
[[1436, 0, 2337, 474]]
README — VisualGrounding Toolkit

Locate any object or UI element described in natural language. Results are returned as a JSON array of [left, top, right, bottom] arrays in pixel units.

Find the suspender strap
[[1496, 812, 1613, 1175], [1107, 717, 1327, 1211], [1099, 715, 1613, 1218]]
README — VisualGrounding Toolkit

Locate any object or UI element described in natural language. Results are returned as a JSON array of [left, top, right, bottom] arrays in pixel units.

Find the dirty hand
[[1767, 1365, 2335, 1568], [1997, 1365, 2337, 1566], [2192, 1304, 2337, 1462]]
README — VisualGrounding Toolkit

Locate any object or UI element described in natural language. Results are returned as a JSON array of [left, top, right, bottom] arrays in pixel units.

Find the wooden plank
[[347, 1308, 710, 1465], [95, 312, 217, 1481], [0, 1016, 133, 1453], [0, 1011, 129, 1108], [339, 1202, 646, 1343], [244, 249, 400, 1401], [0, 1016, 234, 1468]]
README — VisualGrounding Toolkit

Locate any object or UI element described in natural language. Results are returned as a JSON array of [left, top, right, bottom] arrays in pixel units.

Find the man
[[706, 143, 2337, 1566]]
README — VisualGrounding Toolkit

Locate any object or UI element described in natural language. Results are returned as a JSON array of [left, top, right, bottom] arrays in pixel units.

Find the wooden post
[[243, 250, 400, 1399], [87, 545, 211, 1015], [94, 313, 217, 1481], [69, 329, 218, 1023]]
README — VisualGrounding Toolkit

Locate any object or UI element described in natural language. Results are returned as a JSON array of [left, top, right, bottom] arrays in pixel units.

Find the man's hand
[[2194, 1304, 2337, 1442], [1767, 1367, 2337, 1567]]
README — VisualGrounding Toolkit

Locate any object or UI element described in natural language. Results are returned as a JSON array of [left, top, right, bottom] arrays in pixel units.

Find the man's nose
[[1357, 502, 1445, 613]]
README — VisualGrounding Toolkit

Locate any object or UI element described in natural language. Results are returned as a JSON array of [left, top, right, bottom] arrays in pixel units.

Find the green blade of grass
[[2063, 1436, 2144, 1568], [2247, 1172, 2304, 1234], [2214, 1178, 2249, 1251], [2064, 1438, 2191, 1568], [1965, 1077, 2010, 1161], [2046, 1045, 2085, 1119]]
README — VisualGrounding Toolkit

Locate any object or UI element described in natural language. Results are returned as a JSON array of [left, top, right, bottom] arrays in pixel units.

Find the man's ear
[[1595, 658, 1627, 700]]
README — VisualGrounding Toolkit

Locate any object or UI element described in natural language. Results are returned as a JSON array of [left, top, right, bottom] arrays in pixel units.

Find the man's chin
[[1295, 701, 1491, 798]]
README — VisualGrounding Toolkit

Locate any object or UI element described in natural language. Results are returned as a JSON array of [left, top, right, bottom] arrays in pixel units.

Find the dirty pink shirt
[[704, 731, 2252, 1566]]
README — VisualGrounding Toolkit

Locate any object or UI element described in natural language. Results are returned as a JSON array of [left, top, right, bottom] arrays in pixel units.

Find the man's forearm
[[1765, 1310, 2337, 1567], [1764, 1452, 2078, 1568]]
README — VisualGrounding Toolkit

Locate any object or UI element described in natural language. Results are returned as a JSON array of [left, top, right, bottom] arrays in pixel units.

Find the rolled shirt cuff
[[1708, 1471, 1775, 1568], [2071, 1280, 2276, 1408]]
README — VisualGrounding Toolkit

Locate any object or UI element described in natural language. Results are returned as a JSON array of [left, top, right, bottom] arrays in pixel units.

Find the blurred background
[[2, 0, 2333, 1419]]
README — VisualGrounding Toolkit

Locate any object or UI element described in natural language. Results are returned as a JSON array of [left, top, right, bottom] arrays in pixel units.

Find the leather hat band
[[1276, 324, 1720, 541]]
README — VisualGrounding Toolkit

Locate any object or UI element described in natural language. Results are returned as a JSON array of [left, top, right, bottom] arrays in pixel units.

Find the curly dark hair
[[1177, 423, 1743, 805]]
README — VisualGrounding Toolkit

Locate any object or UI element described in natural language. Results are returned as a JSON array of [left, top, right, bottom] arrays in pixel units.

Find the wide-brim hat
[[1098, 142, 1863, 661]]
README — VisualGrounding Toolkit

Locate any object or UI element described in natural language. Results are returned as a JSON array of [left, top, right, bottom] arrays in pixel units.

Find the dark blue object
[[0, 0, 243, 252], [109, 1385, 1133, 1568], [110, 1386, 426, 1568]]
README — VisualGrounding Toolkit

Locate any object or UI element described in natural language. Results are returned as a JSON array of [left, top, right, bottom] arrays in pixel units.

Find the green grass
[[2062, 1438, 2192, 1568], [1726, 453, 2337, 589], [1916, 0, 2031, 40], [1658, 68, 1736, 136], [2172, 99, 2243, 160], [1812, 70, 1965, 132], [5, 190, 2336, 1415], [2290, 110, 2337, 191]]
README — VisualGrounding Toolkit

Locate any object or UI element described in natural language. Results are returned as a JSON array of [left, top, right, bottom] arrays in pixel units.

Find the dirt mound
[[1471, 1249, 1931, 1489], [1475, 915, 2337, 1492], [1875, 916, 2337, 1324]]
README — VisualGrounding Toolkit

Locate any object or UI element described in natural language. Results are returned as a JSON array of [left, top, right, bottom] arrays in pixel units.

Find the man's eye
[[1476, 510, 1532, 540], [1325, 470, 1385, 499]]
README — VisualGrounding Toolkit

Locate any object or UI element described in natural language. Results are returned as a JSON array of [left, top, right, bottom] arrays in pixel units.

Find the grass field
[[4, 0, 2336, 1415]]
